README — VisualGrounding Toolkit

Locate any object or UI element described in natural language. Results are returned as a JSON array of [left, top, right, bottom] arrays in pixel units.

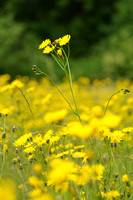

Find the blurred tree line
[[0, 0, 133, 79]]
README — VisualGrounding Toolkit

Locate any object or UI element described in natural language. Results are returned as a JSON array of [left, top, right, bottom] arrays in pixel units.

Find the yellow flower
[[29, 188, 42, 198], [67, 121, 94, 139], [106, 190, 120, 200], [3, 144, 8, 152], [110, 130, 124, 143], [33, 164, 42, 174], [54, 37, 62, 44], [44, 109, 67, 123], [59, 35, 71, 46], [92, 105, 102, 118], [0, 108, 9, 115], [13, 133, 32, 147], [28, 176, 43, 187], [11, 79, 24, 88], [43, 45, 55, 54], [122, 174, 129, 183], [47, 159, 74, 185], [38, 39, 51, 49], [101, 114, 121, 129], [24, 145, 36, 154], [93, 164, 105, 181], [57, 49, 63, 57], [18, 184, 23, 189], [0, 180, 16, 200], [122, 127, 133, 133]]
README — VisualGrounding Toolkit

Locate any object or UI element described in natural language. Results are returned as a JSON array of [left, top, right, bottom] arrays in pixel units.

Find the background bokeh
[[0, 0, 133, 80]]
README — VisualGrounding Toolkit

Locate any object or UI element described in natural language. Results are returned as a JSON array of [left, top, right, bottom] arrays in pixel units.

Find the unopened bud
[[19, 163, 23, 170], [32, 65, 37, 72], [2, 132, 6, 139]]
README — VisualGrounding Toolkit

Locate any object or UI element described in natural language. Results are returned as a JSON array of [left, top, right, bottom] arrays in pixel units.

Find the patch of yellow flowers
[[39, 35, 71, 54], [0, 34, 133, 199], [0, 74, 133, 199]]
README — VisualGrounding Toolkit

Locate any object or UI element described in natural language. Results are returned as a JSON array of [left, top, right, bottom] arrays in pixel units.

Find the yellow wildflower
[[24, 145, 36, 154], [38, 39, 51, 49], [106, 190, 120, 200], [57, 49, 63, 57], [28, 176, 43, 187], [54, 37, 62, 44], [3, 144, 8, 152], [110, 130, 124, 143], [93, 164, 105, 181], [92, 105, 102, 118], [43, 45, 55, 54], [33, 164, 42, 174], [44, 109, 67, 123], [13, 133, 32, 147], [59, 34, 71, 46], [0, 180, 16, 200], [122, 174, 129, 183], [0, 108, 9, 115], [67, 121, 94, 139], [47, 159, 74, 185], [18, 184, 23, 189], [11, 79, 24, 88], [29, 188, 42, 198], [122, 127, 133, 133], [102, 114, 121, 129], [74, 165, 93, 185]]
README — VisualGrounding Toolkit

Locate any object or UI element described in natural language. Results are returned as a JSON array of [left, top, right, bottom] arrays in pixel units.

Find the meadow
[[0, 35, 133, 200], [0, 74, 133, 200]]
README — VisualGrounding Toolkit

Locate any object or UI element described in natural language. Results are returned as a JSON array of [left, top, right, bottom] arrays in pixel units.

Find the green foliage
[[4, 0, 116, 57], [0, 0, 133, 80], [89, 0, 133, 79], [0, 14, 58, 79]]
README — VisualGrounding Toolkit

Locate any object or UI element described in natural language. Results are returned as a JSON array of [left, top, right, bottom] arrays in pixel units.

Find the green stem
[[63, 49, 82, 124], [103, 90, 120, 117], [15, 85, 37, 131], [51, 53, 65, 71], [37, 68, 78, 117], [0, 152, 5, 178]]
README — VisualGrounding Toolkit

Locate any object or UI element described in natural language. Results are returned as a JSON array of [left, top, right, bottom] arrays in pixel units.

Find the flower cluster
[[39, 34, 71, 54]]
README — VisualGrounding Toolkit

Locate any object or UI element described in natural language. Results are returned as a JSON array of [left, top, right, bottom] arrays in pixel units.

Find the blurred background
[[0, 0, 133, 80]]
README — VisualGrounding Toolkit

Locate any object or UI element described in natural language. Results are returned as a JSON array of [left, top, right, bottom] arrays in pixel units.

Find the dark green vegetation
[[0, 0, 133, 80]]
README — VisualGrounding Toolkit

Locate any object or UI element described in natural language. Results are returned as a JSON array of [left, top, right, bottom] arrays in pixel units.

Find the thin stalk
[[0, 116, 6, 178], [15, 85, 37, 131], [63, 49, 82, 124], [37, 68, 78, 117], [103, 90, 121, 117], [51, 53, 65, 71], [0, 152, 5, 178]]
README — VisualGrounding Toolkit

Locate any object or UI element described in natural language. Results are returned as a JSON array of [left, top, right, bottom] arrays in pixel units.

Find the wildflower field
[[0, 35, 133, 200]]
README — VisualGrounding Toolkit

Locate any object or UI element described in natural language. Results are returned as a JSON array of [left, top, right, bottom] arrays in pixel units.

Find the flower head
[[59, 35, 71, 46], [43, 45, 55, 54], [39, 39, 51, 49]]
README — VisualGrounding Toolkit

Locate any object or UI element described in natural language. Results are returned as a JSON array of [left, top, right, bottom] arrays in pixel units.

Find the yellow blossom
[[47, 159, 74, 185], [28, 176, 43, 187], [44, 109, 67, 123], [0, 180, 16, 200], [3, 144, 8, 152], [43, 45, 55, 54], [59, 34, 71, 46], [122, 174, 129, 183], [38, 39, 51, 49], [33, 164, 42, 174], [57, 49, 63, 57], [106, 190, 120, 200]]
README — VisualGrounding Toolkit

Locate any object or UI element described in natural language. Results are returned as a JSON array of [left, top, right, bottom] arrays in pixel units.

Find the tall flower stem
[[62, 49, 82, 124], [103, 90, 121, 117], [36, 67, 78, 117]]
